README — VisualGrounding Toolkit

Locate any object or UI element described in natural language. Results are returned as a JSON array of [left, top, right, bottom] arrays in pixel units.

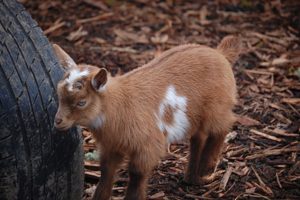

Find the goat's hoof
[[183, 175, 202, 185], [184, 173, 218, 185], [200, 173, 218, 184], [91, 194, 112, 200]]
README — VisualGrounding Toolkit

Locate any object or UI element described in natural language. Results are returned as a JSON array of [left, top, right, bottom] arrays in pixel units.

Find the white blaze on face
[[65, 69, 89, 91], [156, 85, 189, 143]]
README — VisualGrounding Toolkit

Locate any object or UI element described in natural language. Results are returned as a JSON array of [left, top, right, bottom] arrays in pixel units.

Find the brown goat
[[53, 36, 241, 200]]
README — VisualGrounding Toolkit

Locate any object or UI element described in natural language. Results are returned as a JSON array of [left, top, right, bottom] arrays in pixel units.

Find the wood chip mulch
[[24, 0, 300, 199]]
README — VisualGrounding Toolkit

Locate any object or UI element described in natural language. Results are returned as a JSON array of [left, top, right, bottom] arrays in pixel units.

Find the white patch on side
[[156, 85, 189, 143], [90, 115, 105, 131], [65, 69, 89, 91]]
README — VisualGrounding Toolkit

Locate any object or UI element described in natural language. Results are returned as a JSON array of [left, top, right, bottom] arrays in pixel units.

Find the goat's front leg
[[125, 153, 159, 200], [92, 152, 123, 200], [124, 155, 159, 200], [124, 165, 148, 200]]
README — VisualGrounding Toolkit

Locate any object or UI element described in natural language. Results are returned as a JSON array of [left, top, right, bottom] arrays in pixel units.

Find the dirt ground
[[24, 0, 300, 199]]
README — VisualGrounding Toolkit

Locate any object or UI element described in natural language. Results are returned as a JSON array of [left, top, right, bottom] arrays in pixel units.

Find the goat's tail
[[217, 35, 242, 64]]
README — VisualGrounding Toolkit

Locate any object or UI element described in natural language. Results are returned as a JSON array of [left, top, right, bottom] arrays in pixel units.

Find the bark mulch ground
[[24, 0, 300, 199]]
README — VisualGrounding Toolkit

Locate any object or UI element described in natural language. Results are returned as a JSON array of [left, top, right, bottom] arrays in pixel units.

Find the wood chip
[[202, 184, 219, 197], [199, 5, 211, 25], [275, 173, 282, 189], [77, 13, 114, 24], [67, 26, 88, 41], [112, 186, 126, 191], [246, 146, 300, 160], [85, 171, 100, 179], [246, 187, 256, 194], [260, 57, 300, 67], [244, 69, 273, 75], [251, 167, 273, 196], [288, 161, 300, 176], [250, 129, 283, 142], [248, 31, 288, 47], [226, 148, 246, 158], [85, 185, 96, 196], [44, 19, 65, 35], [149, 191, 165, 199], [111, 47, 138, 54], [83, 0, 109, 10], [237, 115, 261, 126], [185, 193, 213, 199], [281, 98, 300, 105], [84, 161, 100, 170], [225, 131, 238, 143], [264, 128, 299, 137], [232, 166, 250, 176], [219, 166, 233, 190], [150, 34, 169, 44], [269, 103, 288, 112], [272, 112, 292, 124], [114, 29, 149, 44]]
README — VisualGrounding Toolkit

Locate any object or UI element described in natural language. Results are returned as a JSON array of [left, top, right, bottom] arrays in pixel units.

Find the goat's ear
[[52, 44, 76, 71], [91, 68, 108, 92]]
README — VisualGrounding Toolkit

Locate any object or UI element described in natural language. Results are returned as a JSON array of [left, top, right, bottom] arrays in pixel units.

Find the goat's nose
[[55, 118, 63, 125]]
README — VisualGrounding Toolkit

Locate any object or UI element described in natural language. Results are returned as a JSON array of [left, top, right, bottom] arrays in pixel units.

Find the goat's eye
[[74, 81, 83, 90], [76, 100, 86, 107]]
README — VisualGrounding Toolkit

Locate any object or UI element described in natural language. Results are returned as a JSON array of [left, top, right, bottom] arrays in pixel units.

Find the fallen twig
[[67, 26, 88, 41], [260, 57, 300, 67], [246, 146, 300, 160], [149, 191, 165, 199], [275, 173, 282, 189], [77, 13, 114, 24], [83, 0, 108, 10], [219, 166, 233, 190], [84, 161, 100, 170], [288, 161, 300, 176], [202, 184, 219, 197], [44, 19, 65, 35], [85, 171, 100, 179], [250, 129, 283, 142], [251, 166, 273, 196], [264, 128, 299, 137], [281, 98, 300, 105], [185, 193, 213, 200]]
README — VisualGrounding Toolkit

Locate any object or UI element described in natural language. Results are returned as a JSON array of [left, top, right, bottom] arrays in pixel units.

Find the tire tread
[[0, 1, 83, 199]]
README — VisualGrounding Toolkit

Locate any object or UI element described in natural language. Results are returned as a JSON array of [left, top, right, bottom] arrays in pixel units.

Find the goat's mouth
[[54, 123, 74, 131], [55, 126, 70, 131]]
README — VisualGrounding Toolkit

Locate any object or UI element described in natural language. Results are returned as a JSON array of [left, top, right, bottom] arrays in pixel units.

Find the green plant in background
[[85, 150, 100, 161]]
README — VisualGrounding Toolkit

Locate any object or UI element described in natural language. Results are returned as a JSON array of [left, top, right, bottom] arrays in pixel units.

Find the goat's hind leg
[[198, 110, 234, 182], [184, 131, 208, 185], [198, 132, 226, 180]]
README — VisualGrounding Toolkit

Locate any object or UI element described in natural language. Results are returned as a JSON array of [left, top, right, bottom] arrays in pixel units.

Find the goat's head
[[53, 44, 108, 131]]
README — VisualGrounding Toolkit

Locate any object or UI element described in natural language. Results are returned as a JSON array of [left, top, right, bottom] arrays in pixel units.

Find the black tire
[[0, 0, 84, 199]]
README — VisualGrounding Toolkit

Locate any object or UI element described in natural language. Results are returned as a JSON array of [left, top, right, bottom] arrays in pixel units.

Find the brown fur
[[53, 36, 241, 200], [162, 104, 174, 125]]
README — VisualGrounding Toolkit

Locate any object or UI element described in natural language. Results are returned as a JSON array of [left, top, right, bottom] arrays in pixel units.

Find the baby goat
[[53, 36, 241, 200]]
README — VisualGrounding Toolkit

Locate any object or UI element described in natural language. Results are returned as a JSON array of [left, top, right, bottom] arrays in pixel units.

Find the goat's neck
[[95, 77, 130, 133]]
